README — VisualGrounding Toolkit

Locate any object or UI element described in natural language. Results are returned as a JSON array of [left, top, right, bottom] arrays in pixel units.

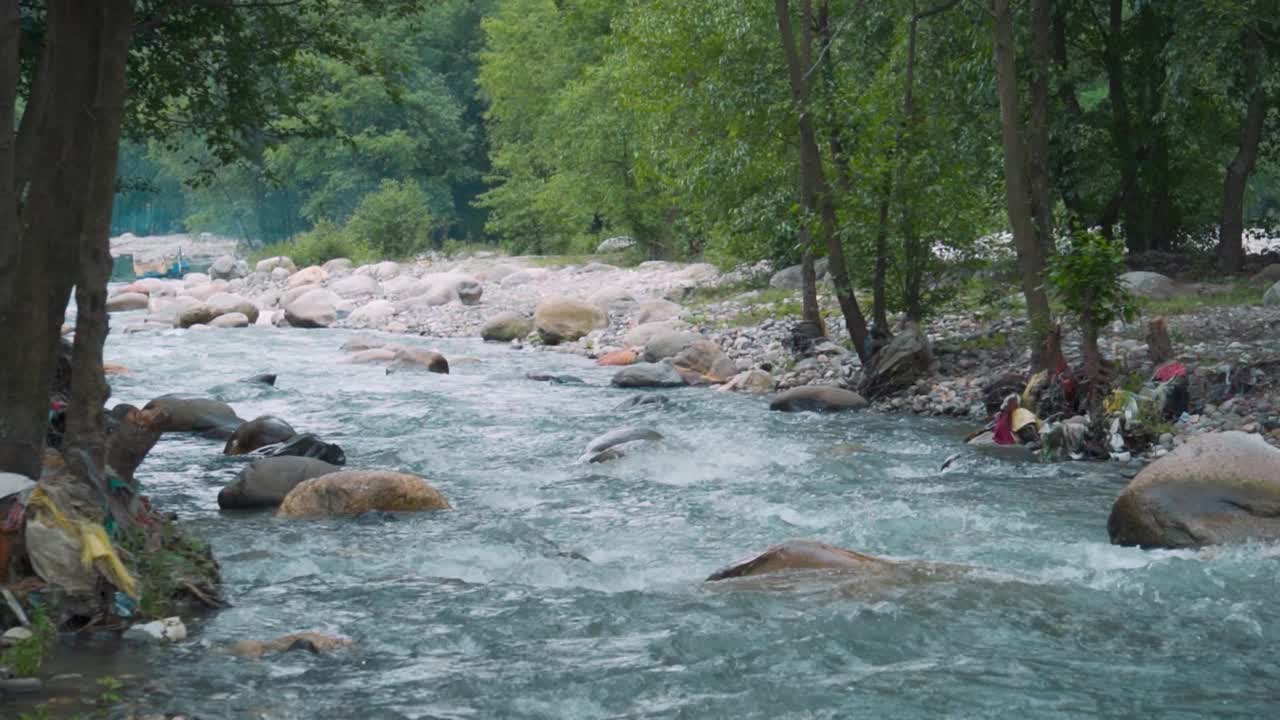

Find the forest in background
[[111, 1, 1280, 287]]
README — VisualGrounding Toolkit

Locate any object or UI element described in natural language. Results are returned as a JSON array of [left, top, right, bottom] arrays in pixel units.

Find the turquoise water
[[54, 327, 1280, 717]]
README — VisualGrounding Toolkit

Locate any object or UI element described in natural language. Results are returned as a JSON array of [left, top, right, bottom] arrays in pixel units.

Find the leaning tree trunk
[[775, 0, 870, 362], [1217, 27, 1268, 274], [799, 239, 821, 326], [992, 0, 1054, 371]]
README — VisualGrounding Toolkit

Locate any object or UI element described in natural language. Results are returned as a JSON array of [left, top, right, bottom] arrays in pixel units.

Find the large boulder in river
[[209, 312, 250, 329], [642, 330, 701, 363], [348, 300, 396, 327], [284, 289, 338, 328], [859, 323, 932, 400], [288, 265, 329, 289], [143, 395, 243, 437], [330, 274, 382, 299], [769, 258, 828, 290], [256, 256, 297, 274], [322, 257, 354, 275], [671, 339, 735, 381], [1108, 432, 1280, 549], [177, 303, 218, 328], [277, 470, 450, 518], [588, 287, 636, 313], [622, 321, 685, 349], [206, 293, 259, 324], [534, 297, 607, 345], [1120, 271, 1184, 300], [218, 457, 339, 510], [224, 416, 297, 456], [635, 299, 684, 325], [770, 386, 868, 412], [209, 255, 248, 281], [481, 311, 533, 342], [106, 293, 149, 313], [611, 362, 685, 388]]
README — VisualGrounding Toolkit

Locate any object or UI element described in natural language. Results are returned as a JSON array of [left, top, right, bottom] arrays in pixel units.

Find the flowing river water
[[14, 325, 1280, 718]]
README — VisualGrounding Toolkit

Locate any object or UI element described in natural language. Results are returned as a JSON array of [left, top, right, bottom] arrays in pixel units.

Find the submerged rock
[[614, 394, 671, 411], [229, 632, 353, 658], [1108, 431, 1280, 549], [769, 386, 867, 413], [579, 427, 663, 463], [387, 347, 449, 374], [705, 540, 964, 591], [277, 470, 450, 518]]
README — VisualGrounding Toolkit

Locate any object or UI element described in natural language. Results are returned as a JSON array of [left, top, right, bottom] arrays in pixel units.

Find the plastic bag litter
[[24, 487, 137, 598]]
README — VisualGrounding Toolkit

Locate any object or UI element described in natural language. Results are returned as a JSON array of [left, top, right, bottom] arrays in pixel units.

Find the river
[[18, 325, 1280, 718]]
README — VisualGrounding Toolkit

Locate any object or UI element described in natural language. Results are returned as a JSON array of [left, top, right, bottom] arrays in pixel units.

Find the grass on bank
[[1138, 281, 1261, 316], [1, 607, 54, 677]]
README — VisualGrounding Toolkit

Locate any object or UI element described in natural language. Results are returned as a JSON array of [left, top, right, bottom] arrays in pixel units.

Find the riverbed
[[19, 326, 1280, 718]]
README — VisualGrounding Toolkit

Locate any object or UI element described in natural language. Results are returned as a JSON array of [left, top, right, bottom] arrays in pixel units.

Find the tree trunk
[[775, 0, 870, 362], [899, 10, 922, 322], [872, 172, 892, 331], [991, 0, 1054, 369], [63, 0, 134, 490], [1081, 316, 1104, 411], [799, 236, 821, 325], [1027, 0, 1055, 258], [1102, 0, 1140, 250], [1217, 27, 1268, 274], [0, 1, 95, 479], [1146, 316, 1174, 367]]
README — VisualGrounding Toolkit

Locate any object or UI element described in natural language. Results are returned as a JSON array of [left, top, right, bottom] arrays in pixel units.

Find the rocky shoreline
[[105, 246, 1280, 460]]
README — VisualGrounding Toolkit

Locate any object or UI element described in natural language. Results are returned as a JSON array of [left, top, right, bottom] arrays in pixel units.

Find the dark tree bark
[[775, 0, 870, 361], [1027, 0, 1055, 259], [992, 0, 1054, 370], [1217, 26, 1268, 274], [872, 173, 892, 331], [64, 0, 134, 491], [0, 1, 132, 481], [799, 238, 821, 325], [1146, 316, 1174, 367]]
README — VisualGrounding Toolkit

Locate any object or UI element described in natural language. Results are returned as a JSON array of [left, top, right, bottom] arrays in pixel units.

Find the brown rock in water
[[277, 470, 450, 518], [230, 632, 352, 658], [596, 349, 637, 366], [769, 386, 867, 412], [343, 348, 398, 364], [705, 540, 966, 592], [388, 347, 449, 374], [533, 297, 607, 345], [1109, 431, 1280, 548]]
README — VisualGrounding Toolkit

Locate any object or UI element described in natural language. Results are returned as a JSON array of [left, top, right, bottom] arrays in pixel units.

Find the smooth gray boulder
[[218, 457, 339, 509], [611, 362, 686, 388], [481, 311, 534, 342], [1108, 432, 1280, 549], [769, 386, 868, 413]]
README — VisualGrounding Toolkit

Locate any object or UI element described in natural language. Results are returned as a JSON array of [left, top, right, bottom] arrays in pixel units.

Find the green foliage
[[249, 221, 374, 268], [116, 524, 220, 620], [0, 607, 55, 677], [1048, 230, 1138, 331], [346, 180, 434, 258], [1139, 281, 1262, 315]]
